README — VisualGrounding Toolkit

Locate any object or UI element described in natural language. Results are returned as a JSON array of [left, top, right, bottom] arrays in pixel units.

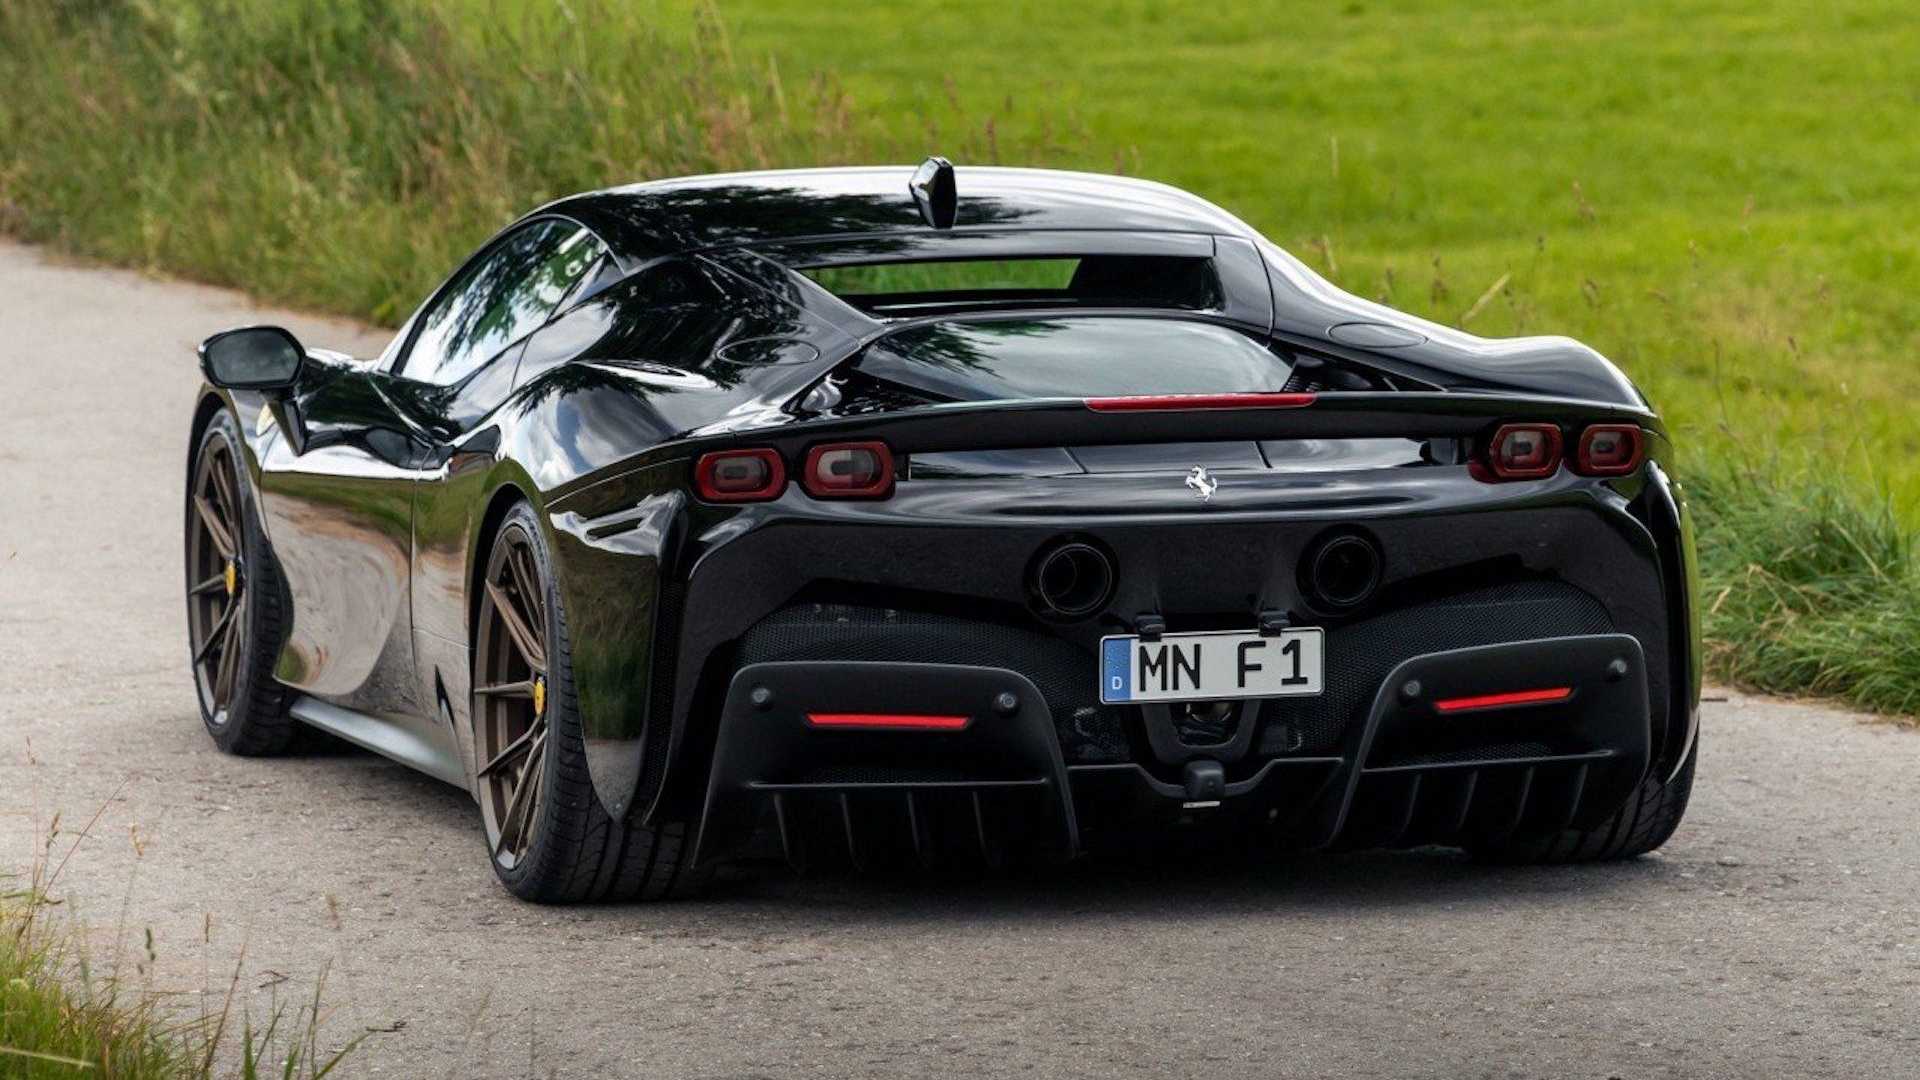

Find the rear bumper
[[550, 444, 1696, 828], [692, 634, 1651, 867]]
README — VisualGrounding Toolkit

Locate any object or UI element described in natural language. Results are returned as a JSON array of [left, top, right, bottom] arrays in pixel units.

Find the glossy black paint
[[192, 165, 1700, 834], [200, 326, 304, 390]]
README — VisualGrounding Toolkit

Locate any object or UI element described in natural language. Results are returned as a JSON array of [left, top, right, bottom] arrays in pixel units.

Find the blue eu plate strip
[[1101, 637, 1132, 702]]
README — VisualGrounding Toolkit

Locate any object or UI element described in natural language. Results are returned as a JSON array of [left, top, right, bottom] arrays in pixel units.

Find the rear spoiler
[[702, 391, 1658, 460], [551, 391, 1659, 513]]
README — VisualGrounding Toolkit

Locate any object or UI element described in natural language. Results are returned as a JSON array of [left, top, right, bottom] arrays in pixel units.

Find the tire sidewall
[[484, 502, 576, 895], [188, 409, 283, 751]]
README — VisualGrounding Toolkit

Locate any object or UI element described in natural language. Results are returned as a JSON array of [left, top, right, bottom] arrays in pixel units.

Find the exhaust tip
[[1302, 532, 1382, 611], [1029, 540, 1116, 619]]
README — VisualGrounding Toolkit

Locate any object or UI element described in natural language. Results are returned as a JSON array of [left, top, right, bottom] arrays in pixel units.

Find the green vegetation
[[0, 0, 1912, 716], [1692, 465, 1919, 716], [0, 905, 179, 1079], [3, 828, 357, 1078]]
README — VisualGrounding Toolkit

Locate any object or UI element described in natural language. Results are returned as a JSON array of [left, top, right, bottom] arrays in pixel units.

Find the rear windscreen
[[804, 259, 1079, 295], [799, 255, 1222, 316], [853, 317, 1292, 402]]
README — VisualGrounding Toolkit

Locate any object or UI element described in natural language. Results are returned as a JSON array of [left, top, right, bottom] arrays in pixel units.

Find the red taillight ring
[[694, 448, 786, 503], [1573, 424, 1646, 477], [802, 441, 895, 499], [1483, 423, 1564, 481]]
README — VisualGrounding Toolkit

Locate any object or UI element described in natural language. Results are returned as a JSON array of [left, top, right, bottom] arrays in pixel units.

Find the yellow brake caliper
[[532, 675, 546, 718], [223, 561, 237, 597]]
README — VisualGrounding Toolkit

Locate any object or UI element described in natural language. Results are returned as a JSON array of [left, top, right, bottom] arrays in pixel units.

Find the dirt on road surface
[[1, 240, 1916, 1079]]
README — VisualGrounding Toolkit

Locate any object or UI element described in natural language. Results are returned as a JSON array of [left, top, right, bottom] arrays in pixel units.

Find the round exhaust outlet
[[1301, 532, 1383, 611], [1029, 540, 1116, 619]]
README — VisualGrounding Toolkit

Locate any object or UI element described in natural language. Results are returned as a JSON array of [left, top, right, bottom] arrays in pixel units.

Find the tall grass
[[2, 805, 360, 1077], [1692, 463, 1920, 718], [0, 0, 909, 320]]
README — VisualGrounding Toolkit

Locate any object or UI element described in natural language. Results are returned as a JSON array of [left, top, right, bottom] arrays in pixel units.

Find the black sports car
[[186, 160, 1700, 902]]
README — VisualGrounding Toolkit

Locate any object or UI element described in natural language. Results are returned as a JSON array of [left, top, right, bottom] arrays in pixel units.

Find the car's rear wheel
[[1469, 740, 1697, 863], [473, 502, 707, 902], [186, 409, 296, 754]]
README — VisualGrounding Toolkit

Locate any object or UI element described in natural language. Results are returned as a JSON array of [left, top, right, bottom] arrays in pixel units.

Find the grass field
[[0, 0, 1913, 713], [681, 0, 1920, 509]]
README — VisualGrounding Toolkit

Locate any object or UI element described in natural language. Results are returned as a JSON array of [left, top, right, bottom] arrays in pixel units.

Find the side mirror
[[199, 326, 305, 392]]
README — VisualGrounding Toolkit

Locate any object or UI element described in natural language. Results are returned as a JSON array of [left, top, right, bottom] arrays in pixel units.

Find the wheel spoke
[[523, 743, 548, 843], [508, 545, 545, 628], [493, 729, 547, 858], [485, 579, 545, 672], [474, 679, 535, 700], [210, 457, 242, 525], [478, 716, 543, 779], [212, 615, 240, 703], [193, 602, 235, 666], [189, 573, 226, 596], [193, 495, 236, 560]]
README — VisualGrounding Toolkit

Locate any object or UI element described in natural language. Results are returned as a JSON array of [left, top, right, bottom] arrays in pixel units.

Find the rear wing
[[550, 391, 1661, 515], [704, 391, 1658, 460]]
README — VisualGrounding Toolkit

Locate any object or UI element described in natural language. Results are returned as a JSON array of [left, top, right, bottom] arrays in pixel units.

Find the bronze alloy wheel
[[469, 503, 707, 902], [474, 524, 552, 870], [186, 434, 249, 725]]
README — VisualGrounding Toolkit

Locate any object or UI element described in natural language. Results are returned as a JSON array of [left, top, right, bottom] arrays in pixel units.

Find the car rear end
[[643, 310, 1697, 870]]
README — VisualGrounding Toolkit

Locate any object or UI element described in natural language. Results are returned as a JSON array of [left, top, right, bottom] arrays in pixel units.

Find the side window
[[400, 220, 607, 385]]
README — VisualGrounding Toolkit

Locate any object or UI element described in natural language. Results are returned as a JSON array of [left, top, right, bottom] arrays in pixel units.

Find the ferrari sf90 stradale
[[186, 160, 1699, 901]]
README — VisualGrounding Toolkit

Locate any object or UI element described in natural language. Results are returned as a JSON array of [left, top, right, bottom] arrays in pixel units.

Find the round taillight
[[1487, 423, 1563, 480], [1574, 424, 1645, 476], [695, 449, 785, 502], [802, 441, 894, 499]]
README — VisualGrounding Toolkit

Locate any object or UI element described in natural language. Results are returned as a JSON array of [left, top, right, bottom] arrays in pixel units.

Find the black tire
[[475, 502, 709, 903], [186, 409, 297, 756], [1470, 740, 1697, 863]]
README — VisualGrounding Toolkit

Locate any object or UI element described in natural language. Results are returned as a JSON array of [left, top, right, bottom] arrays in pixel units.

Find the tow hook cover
[[1182, 759, 1226, 802]]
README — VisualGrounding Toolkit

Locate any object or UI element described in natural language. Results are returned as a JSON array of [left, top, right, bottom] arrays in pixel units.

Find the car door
[[252, 348, 437, 719]]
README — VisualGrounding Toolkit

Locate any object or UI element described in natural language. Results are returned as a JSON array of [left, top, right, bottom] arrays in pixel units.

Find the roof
[[543, 166, 1258, 263]]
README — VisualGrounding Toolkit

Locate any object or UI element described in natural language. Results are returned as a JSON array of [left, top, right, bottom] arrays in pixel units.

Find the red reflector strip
[[806, 712, 971, 731], [1433, 687, 1575, 714], [1084, 392, 1317, 412]]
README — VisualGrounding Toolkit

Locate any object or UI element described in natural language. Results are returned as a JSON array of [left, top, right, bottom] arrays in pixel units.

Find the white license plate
[[1099, 628, 1325, 704]]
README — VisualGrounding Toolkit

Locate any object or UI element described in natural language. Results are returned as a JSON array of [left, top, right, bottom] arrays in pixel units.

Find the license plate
[[1099, 628, 1325, 704]]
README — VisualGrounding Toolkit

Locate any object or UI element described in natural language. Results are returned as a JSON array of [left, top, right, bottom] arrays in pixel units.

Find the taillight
[[802, 441, 894, 499], [1574, 424, 1645, 476], [1482, 423, 1563, 480], [694, 448, 785, 502]]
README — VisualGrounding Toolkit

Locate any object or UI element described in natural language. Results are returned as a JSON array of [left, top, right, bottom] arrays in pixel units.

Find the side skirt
[[289, 695, 469, 790]]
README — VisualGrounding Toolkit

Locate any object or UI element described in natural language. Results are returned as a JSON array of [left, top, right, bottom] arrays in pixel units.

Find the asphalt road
[[2, 239, 1916, 1079]]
